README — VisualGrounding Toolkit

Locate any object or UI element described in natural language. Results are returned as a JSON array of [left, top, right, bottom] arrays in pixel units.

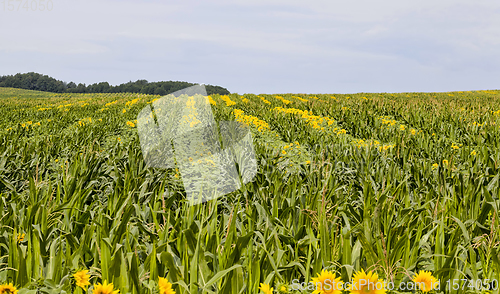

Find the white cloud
[[0, 0, 499, 93]]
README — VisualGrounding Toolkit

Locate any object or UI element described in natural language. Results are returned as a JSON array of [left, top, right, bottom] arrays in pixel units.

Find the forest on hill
[[0, 72, 230, 95]]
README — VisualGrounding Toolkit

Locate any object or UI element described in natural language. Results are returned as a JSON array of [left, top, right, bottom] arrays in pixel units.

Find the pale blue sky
[[1, 0, 499, 94]]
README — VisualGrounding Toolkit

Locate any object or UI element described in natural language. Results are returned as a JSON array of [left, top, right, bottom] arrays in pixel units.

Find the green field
[[1, 87, 500, 294]]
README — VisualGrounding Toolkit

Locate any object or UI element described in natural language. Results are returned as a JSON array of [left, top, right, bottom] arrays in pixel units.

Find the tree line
[[0, 72, 230, 95]]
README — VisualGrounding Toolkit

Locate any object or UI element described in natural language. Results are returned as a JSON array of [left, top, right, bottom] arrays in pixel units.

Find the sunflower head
[[310, 269, 343, 294], [92, 280, 119, 294], [16, 233, 25, 243], [349, 269, 386, 294], [0, 283, 18, 294], [277, 283, 288, 293], [73, 270, 91, 290], [259, 283, 273, 294], [158, 277, 176, 294], [412, 270, 438, 292]]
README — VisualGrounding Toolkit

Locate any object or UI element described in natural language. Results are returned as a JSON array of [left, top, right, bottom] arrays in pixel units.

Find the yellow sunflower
[[259, 283, 273, 294], [158, 277, 175, 294], [16, 233, 25, 243], [73, 270, 91, 290], [412, 270, 438, 292], [0, 283, 18, 294], [92, 280, 119, 294], [310, 269, 343, 294], [348, 269, 386, 294], [278, 283, 288, 293]]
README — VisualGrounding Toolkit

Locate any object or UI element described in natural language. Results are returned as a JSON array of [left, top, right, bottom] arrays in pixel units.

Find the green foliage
[[0, 88, 499, 293]]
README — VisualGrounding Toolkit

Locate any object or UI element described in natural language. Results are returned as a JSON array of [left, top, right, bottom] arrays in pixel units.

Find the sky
[[1, 0, 499, 94]]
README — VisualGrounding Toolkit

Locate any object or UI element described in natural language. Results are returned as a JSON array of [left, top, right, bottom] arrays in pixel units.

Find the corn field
[[1, 87, 500, 293]]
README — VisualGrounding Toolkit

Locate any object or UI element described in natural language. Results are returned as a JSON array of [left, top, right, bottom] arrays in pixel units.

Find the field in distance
[[1, 87, 500, 294]]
